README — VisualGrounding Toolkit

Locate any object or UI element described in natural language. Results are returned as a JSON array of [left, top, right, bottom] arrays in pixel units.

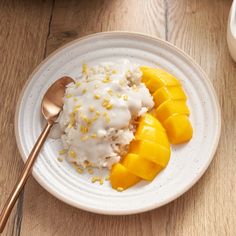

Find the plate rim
[[14, 31, 221, 215]]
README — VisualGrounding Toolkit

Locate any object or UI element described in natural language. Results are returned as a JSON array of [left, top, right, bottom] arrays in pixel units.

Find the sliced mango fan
[[110, 66, 193, 191]]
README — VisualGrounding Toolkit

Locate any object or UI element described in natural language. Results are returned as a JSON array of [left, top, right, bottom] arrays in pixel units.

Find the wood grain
[[166, 0, 236, 235], [0, 0, 235, 235], [45, 0, 166, 55], [0, 0, 54, 235]]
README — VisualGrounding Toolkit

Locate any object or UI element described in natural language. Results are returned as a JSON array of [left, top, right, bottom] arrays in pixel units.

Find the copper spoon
[[0, 76, 74, 233]]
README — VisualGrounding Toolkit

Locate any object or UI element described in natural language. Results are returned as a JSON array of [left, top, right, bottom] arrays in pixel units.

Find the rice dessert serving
[[59, 59, 154, 169]]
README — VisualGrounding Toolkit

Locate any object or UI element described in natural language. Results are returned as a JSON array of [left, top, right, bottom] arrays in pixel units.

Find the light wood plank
[[19, 0, 235, 235], [45, 0, 166, 54], [20, 0, 166, 236], [0, 0, 53, 235], [164, 0, 235, 235]]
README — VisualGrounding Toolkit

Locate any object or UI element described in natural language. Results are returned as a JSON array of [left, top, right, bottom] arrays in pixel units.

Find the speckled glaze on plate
[[15, 32, 221, 215]]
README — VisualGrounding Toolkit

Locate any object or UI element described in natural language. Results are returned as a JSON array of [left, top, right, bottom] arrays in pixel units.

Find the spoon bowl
[[42, 76, 74, 122]]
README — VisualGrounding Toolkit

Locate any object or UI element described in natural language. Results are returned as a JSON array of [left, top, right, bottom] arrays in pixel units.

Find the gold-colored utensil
[[0, 76, 74, 233]]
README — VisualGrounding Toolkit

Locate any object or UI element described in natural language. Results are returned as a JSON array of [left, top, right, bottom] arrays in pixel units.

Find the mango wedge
[[163, 114, 193, 144], [140, 67, 180, 93], [139, 113, 165, 132], [129, 140, 170, 167], [110, 163, 141, 190], [135, 124, 170, 148], [155, 100, 190, 123], [122, 153, 163, 181], [153, 86, 187, 107]]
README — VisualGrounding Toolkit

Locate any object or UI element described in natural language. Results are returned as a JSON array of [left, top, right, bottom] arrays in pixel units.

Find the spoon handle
[[0, 122, 53, 233]]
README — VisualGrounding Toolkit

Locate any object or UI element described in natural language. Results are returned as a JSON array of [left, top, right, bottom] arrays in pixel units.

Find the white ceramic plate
[[15, 32, 221, 215]]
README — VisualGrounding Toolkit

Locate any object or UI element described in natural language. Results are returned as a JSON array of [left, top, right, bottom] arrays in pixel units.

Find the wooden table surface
[[0, 0, 235, 235]]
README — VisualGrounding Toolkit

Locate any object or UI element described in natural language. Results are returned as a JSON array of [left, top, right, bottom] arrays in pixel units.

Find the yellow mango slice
[[155, 100, 190, 123], [153, 86, 187, 107], [129, 140, 170, 167], [163, 114, 193, 144], [110, 163, 141, 190], [122, 153, 163, 181], [135, 124, 170, 149], [139, 113, 165, 132], [140, 67, 180, 93], [140, 66, 153, 83]]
